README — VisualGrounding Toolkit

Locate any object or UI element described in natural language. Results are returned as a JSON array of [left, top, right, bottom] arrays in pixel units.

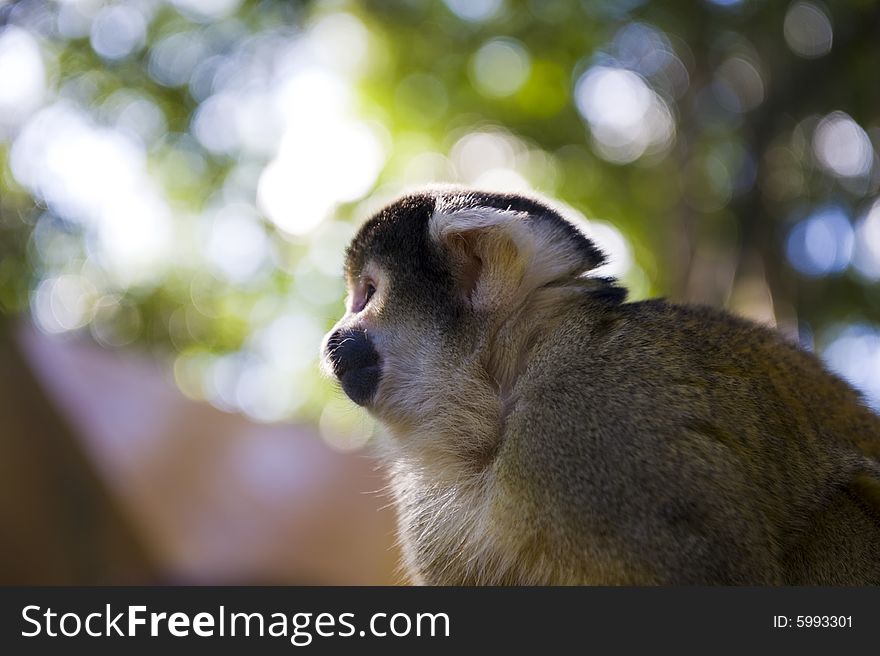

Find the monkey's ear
[[429, 203, 606, 311]]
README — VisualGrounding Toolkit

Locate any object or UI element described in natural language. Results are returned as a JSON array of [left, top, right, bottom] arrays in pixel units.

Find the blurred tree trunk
[[0, 318, 156, 584]]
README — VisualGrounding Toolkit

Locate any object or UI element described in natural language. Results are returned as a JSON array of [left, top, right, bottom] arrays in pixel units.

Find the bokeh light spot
[[32, 274, 97, 335], [0, 26, 46, 130], [784, 2, 833, 58], [470, 38, 531, 98], [575, 65, 674, 163], [812, 111, 873, 179], [785, 206, 854, 277], [319, 399, 375, 453], [205, 204, 270, 283], [90, 5, 147, 61]]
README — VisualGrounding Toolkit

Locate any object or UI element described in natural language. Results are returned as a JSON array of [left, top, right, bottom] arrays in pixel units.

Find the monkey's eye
[[351, 279, 377, 313]]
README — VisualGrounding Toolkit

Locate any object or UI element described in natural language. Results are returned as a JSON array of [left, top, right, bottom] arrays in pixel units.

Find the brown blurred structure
[[0, 323, 154, 584], [0, 321, 400, 585]]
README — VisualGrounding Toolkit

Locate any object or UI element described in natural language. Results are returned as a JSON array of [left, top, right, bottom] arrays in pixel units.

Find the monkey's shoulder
[[537, 296, 832, 390], [511, 294, 880, 457]]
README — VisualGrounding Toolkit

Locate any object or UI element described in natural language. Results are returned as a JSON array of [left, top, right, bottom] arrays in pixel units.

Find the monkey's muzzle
[[324, 327, 382, 406]]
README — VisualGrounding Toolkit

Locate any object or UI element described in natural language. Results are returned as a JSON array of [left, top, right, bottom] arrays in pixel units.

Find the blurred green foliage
[[1, 0, 879, 428]]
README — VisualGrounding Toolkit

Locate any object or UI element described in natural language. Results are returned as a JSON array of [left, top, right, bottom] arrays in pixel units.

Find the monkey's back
[[496, 298, 880, 584]]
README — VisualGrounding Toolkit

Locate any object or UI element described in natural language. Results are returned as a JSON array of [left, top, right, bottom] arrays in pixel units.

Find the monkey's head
[[321, 186, 612, 434]]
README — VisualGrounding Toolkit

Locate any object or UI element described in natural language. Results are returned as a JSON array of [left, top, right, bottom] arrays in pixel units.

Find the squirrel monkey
[[321, 186, 880, 585]]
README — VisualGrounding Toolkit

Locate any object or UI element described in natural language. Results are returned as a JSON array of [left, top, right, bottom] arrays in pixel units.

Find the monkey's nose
[[324, 327, 381, 406], [325, 327, 379, 378]]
